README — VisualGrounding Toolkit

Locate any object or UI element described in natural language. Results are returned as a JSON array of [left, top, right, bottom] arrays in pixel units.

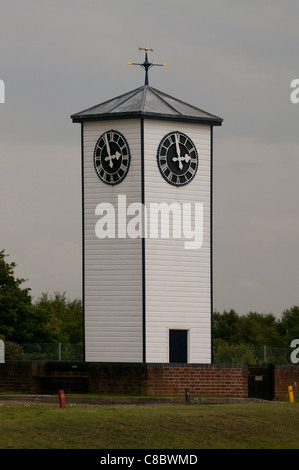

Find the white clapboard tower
[[71, 49, 222, 363]]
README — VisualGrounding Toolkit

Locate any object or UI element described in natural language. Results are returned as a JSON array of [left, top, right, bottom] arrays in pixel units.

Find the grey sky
[[0, 0, 298, 316]]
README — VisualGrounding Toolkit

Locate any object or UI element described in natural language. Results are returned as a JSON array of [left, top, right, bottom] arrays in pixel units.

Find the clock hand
[[172, 133, 191, 169], [104, 134, 113, 168], [104, 134, 122, 168], [105, 153, 122, 167], [174, 133, 183, 170], [173, 154, 191, 166]]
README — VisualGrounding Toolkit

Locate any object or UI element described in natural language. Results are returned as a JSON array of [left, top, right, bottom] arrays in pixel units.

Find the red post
[[58, 390, 66, 408]]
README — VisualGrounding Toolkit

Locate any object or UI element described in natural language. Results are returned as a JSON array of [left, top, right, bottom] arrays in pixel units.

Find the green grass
[[1, 402, 299, 449]]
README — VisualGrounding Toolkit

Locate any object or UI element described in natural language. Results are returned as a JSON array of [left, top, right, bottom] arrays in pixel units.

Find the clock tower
[[71, 49, 222, 363]]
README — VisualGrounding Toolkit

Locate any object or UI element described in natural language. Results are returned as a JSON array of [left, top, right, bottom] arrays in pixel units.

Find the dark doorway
[[248, 364, 274, 400], [169, 330, 188, 363]]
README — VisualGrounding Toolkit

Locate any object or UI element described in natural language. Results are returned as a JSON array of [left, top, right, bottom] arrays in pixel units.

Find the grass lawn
[[0, 401, 299, 449]]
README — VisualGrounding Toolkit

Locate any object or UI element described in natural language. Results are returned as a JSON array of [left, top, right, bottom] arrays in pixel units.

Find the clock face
[[93, 130, 131, 185], [157, 131, 198, 186]]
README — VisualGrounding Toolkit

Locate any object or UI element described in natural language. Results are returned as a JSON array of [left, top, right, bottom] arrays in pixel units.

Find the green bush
[[213, 343, 258, 364]]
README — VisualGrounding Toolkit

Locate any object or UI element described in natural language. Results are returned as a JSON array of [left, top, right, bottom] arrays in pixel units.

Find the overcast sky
[[0, 0, 298, 316]]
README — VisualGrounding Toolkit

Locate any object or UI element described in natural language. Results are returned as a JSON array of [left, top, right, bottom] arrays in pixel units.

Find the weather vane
[[126, 46, 167, 86]]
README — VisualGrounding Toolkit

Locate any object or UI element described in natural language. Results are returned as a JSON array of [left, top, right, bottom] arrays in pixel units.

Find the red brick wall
[[1, 361, 298, 398], [0, 362, 248, 397], [274, 365, 299, 399], [145, 364, 248, 397], [87, 363, 147, 395], [0, 362, 45, 394]]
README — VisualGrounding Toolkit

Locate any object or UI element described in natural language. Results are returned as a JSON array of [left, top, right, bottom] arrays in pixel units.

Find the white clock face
[[157, 131, 198, 186], [93, 130, 131, 185]]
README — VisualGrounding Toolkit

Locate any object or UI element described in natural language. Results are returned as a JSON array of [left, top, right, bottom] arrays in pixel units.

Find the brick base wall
[[274, 365, 299, 399], [0, 361, 298, 399], [145, 364, 248, 397], [0, 361, 248, 397], [0, 362, 45, 394]]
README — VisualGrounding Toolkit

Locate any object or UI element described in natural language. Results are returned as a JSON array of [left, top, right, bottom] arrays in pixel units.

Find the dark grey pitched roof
[[71, 85, 222, 125]]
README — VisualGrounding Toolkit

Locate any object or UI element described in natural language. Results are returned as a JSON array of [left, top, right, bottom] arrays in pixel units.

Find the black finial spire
[[127, 46, 167, 86]]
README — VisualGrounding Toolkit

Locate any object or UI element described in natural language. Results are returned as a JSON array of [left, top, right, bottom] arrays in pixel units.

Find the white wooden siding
[[83, 119, 143, 362], [143, 120, 211, 363], [83, 118, 212, 364]]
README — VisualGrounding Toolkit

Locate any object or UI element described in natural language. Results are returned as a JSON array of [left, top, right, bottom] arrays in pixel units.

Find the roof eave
[[71, 111, 223, 126]]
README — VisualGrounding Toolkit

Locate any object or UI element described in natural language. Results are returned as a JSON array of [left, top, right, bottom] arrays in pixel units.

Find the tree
[[31, 292, 83, 343], [277, 306, 299, 347], [237, 312, 281, 347], [0, 250, 33, 342], [0, 250, 83, 345], [213, 309, 240, 344]]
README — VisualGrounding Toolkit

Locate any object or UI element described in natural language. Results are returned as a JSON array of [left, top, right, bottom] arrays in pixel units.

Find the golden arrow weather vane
[[127, 46, 167, 85]]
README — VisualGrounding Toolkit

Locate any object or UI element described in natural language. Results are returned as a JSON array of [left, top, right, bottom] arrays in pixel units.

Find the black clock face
[[93, 130, 131, 185], [157, 131, 198, 186]]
